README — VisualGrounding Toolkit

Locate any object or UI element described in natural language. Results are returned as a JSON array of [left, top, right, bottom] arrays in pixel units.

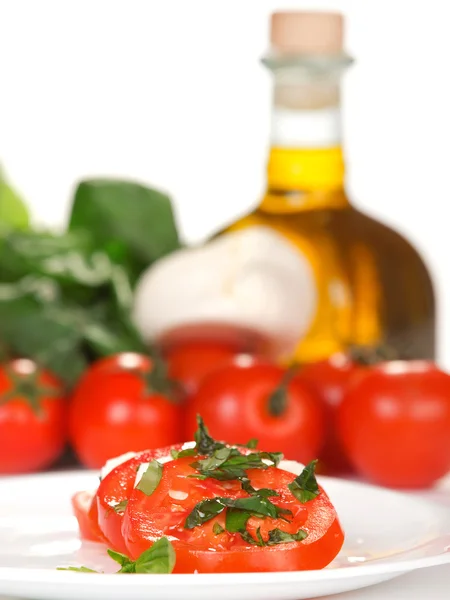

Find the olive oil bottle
[[223, 11, 435, 363]]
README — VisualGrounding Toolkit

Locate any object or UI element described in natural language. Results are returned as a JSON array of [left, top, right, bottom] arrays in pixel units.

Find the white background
[[1, 0, 450, 364]]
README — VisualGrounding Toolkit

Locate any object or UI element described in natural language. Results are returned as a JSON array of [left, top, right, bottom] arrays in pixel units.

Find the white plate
[[0, 471, 449, 600]]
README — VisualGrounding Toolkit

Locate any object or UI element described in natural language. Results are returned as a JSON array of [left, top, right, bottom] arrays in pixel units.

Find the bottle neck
[[262, 62, 348, 213]]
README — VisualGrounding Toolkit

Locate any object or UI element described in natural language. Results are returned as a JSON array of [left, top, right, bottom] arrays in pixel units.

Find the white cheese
[[278, 459, 305, 476], [133, 226, 318, 358], [100, 451, 138, 480]]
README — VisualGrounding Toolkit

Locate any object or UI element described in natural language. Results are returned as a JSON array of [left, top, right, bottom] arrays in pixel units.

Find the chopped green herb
[[170, 447, 197, 459], [213, 522, 225, 535], [194, 415, 226, 455], [239, 527, 308, 546], [190, 449, 283, 481], [225, 508, 252, 533], [244, 438, 258, 449], [112, 499, 128, 513], [288, 460, 320, 503], [184, 495, 291, 529], [239, 527, 266, 546], [136, 460, 163, 496], [241, 478, 279, 499], [266, 528, 308, 545]]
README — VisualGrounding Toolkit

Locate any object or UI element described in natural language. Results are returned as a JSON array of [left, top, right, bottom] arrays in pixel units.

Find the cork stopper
[[271, 11, 344, 56]]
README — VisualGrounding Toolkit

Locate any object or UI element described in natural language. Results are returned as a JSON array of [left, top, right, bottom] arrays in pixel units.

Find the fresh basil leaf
[[108, 538, 176, 574], [185, 495, 291, 530], [107, 549, 136, 573], [69, 179, 180, 284], [239, 527, 266, 546], [244, 438, 258, 449], [185, 498, 227, 529], [57, 566, 99, 573], [134, 537, 176, 574], [194, 415, 226, 455], [288, 460, 320, 503], [136, 461, 163, 496], [193, 447, 233, 470], [241, 478, 278, 499], [225, 508, 251, 533], [191, 450, 283, 481], [213, 522, 225, 535], [258, 451, 283, 467], [266, 528, 308, 545], [170, 447, 197, 459], [112, 499, 128, 514]]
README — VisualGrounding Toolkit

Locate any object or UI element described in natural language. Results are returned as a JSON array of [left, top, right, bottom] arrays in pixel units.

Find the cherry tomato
[[165, 341, 245, 398], [184, 361, 325, 463], [0, 359, 67, 474], [69, 354, 182, 469], [338, 361, 450, 488], [122, 456, 344, 573], [298, 354, 361, 474]]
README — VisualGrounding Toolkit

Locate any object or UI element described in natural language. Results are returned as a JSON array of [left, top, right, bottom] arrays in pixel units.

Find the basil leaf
[[288, 460, 320, 503], [134, 537, 176, 574], [69, 180, 180, 284], [225, 508, 251, 533], [112, 499, 128, 513], [244, 438, 258, 449], [107, 549, 136, 573], [239, 527, 265, 546], [57, 566, 99, 573], [184, 498, 227, 529], [136, 461, 163, 496], [171, 447, 197, 459], [258, 451, 283, 467], [193, 447, 233, 471], [194, 415, 226, 455], [266, 528, 308, 545], [241, 478, 278, 499], [213, 522, 225, 535], [185, 495, 291, 529]]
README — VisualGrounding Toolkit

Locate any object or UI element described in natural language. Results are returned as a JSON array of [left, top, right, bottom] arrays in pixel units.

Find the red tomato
[[69, 353, 182, 469], [0, 359, 67, 474], [122, 456, 344, 573], [93, 444, 184, 553], [298, 355, 361, 474], [338, 361, 450, 488], [184, 362, 325, 463], [165, 341, 245, 398], [71, 491, 105, 543]]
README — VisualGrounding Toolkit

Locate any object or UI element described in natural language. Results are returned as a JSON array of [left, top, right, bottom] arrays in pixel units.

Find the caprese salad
[[70, 416, 344, 574]]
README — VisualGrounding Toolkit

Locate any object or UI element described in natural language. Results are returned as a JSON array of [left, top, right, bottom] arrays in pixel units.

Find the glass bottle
[[222, 11, 435, 363]]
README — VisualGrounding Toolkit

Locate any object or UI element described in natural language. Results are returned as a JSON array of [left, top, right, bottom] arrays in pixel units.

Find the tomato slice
[[94, 444, 184, 553], [71, 491, 105, 543], [122, 457, 344, 573]]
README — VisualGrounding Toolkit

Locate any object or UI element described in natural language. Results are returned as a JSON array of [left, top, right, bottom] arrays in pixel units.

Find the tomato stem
[[0, 364, 61, 417], [267, 365, 298, 417]]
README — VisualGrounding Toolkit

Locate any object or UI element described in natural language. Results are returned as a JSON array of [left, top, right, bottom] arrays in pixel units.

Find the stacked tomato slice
[[72, 420, 344, 573]]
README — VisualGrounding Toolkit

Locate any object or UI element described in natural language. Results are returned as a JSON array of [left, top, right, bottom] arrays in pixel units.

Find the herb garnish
[[288, 460, 320, 503], [57, 537, 175, 574], [136, 460, 163, 496], [240, 527, 308, 546], [185, 496, 291, 530], [112, 499, 128, 513]]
